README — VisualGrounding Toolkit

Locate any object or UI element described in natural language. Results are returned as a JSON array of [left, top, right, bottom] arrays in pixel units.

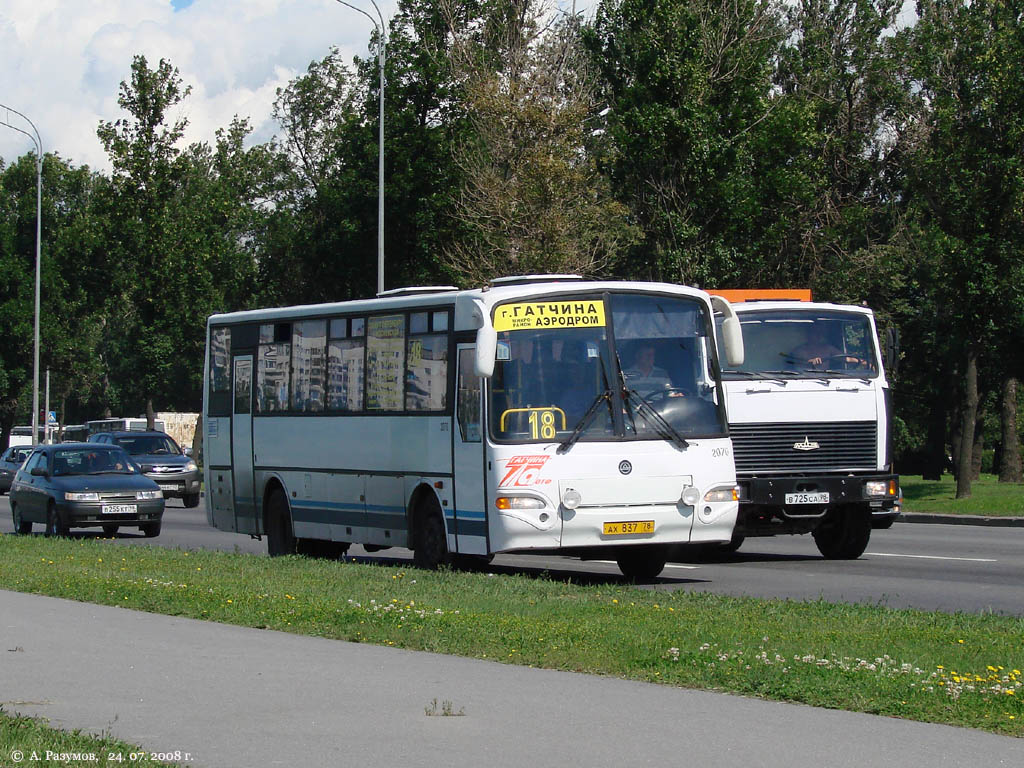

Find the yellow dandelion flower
[[612, 599, 618, 604]]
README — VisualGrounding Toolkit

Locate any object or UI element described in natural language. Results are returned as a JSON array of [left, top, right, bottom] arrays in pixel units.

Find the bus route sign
[[494, 301, 606, 331]]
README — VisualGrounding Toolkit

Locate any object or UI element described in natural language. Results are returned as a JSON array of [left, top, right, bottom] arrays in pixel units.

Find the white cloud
[[0, 0, 397, 172]]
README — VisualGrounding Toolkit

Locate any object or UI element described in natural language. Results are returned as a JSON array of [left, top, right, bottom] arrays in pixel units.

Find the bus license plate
[[102, 504, 137, 515], [603, 520, 654, 536], [785, 492, 829, 505]]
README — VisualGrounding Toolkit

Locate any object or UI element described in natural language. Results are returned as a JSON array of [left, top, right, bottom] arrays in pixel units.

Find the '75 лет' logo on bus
[[499, 455, 552, 487]]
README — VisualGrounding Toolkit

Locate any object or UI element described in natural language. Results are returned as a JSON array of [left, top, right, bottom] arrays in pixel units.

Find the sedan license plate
[[603, 520, 655, 536], [102, 504, 138, 515], [785, 492, 829, 505]]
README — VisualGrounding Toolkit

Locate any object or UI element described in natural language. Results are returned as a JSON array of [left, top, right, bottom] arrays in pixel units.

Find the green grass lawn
[[0, 534, 1021, 738], [901, 473, 1024, 516]]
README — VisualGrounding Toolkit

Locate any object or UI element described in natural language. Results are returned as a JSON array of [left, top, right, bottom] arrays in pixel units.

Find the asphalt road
[[3, 495, 1022, 615]]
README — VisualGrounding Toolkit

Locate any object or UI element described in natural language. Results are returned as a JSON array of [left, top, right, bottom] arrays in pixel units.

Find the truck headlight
[[865, 480, 897, 498]]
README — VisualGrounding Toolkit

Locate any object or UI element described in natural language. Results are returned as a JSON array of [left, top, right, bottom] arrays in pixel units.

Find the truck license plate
[[785, 492, 829, 505]]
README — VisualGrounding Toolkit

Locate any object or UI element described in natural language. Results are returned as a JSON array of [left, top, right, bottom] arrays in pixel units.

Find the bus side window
[[457, 351, 481, 443]]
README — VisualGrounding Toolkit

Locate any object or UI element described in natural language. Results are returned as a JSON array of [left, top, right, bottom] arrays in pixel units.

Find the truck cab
[[713, 295, 899, 559]]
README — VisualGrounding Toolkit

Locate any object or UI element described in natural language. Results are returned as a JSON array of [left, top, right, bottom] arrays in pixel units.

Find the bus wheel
[[813, 505, 871, 560], [266, 488, 296, 557], [413, 499, 449, 570], [616, 546, 668, 580], [719, 534, 744, 554], [11, 502, 31, 535]]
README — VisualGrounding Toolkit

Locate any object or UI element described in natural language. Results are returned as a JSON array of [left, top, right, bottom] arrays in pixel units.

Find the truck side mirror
[[885, 326, 900, 378]]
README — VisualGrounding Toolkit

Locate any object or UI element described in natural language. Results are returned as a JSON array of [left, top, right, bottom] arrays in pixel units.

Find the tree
[[586, 0, 782, 286], [441, 0, 637, 285], [903, 0, 1024, 497], [97, 56, 267, 419]]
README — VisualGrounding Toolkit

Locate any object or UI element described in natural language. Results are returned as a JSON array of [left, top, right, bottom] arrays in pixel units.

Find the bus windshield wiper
[[557, 389, 613, 454], [622, 387, 689, 451]]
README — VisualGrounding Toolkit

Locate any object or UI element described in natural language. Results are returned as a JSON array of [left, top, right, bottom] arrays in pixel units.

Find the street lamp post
[[0, 103, 42, 447], [335, 0, 386, 296]]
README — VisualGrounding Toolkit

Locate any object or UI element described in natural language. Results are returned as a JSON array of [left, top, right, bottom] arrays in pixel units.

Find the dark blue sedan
[[0, 445, 32, 494], [9, 443, 165, 537]]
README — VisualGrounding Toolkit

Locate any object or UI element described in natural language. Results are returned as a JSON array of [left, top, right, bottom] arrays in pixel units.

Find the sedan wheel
[[11, 503, 32, 535], [45, 503, 70, 537]]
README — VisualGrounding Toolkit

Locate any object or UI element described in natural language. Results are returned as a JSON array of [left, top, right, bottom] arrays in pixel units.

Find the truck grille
[[730, 421, 877, 475]]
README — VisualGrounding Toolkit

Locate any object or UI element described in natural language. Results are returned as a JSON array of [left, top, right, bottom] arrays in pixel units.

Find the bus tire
[[413, 498, 449, 570], [813, 505, 871, 560], [11, 502, 31, 535], [266, 487, 296, 557], [719, 534, 744, 554], [616, 546, 668, 580]]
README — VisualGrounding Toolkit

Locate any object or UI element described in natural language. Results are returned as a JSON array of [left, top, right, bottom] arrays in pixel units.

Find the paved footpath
[[2, 589, 1022, 768]]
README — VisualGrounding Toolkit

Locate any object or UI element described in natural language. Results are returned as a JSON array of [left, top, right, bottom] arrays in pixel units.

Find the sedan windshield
[[489, 292, 727, 444], [52, 448, 137, 476], [114, 435, 181, 455], [717, 310, 879, 380]]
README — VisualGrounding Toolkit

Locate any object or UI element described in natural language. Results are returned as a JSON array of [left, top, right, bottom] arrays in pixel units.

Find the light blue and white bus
[[203, 276, 745, 579]]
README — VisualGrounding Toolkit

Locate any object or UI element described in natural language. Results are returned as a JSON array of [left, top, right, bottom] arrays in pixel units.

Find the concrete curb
[[898, 512, 1024, 527]]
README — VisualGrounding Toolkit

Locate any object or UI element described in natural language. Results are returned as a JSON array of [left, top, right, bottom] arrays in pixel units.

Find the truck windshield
[[489, 293, 727, 443], [717, 309, 879, 379]]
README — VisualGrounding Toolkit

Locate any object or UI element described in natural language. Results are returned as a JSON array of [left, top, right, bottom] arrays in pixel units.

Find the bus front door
[[231, 355, 258, 534], [452, 345, 488, 555]]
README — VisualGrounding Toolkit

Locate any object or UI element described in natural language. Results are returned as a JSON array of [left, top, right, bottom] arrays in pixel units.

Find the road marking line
[[867, 552, 997, 563]]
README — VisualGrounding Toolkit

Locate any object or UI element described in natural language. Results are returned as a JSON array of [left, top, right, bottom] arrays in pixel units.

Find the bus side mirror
[[475, 326, 497, 378], [710, 296, 744, 367]]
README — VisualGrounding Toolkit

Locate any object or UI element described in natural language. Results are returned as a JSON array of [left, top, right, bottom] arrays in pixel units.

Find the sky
[[0, 0, 400, 173]]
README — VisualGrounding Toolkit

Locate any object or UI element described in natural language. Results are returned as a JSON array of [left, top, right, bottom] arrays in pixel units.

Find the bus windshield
[[489, 292, 726, 443], [717, 309, 879, 379]]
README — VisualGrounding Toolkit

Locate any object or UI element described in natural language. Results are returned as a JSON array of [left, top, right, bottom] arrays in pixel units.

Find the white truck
[[713, 292, 899, 559]]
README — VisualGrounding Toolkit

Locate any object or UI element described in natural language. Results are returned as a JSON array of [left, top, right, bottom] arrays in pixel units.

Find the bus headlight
[[681, 486, 701, 507], [703, 486, 739, 503], [496, 496, 547, 511]]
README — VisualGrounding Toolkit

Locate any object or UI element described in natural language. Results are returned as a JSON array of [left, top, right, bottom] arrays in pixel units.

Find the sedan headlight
[[65, 491, 100, 502], [137, 489, 163, 500], [185, 461, 198, 472]]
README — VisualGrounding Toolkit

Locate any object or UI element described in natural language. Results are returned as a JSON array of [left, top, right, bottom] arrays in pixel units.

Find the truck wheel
[[813, 505, 871, 559], [616, 546, 668, 580], [265, 487, 296, 556], [413, 498, 449, 570], [11, 502, 31, 535]]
